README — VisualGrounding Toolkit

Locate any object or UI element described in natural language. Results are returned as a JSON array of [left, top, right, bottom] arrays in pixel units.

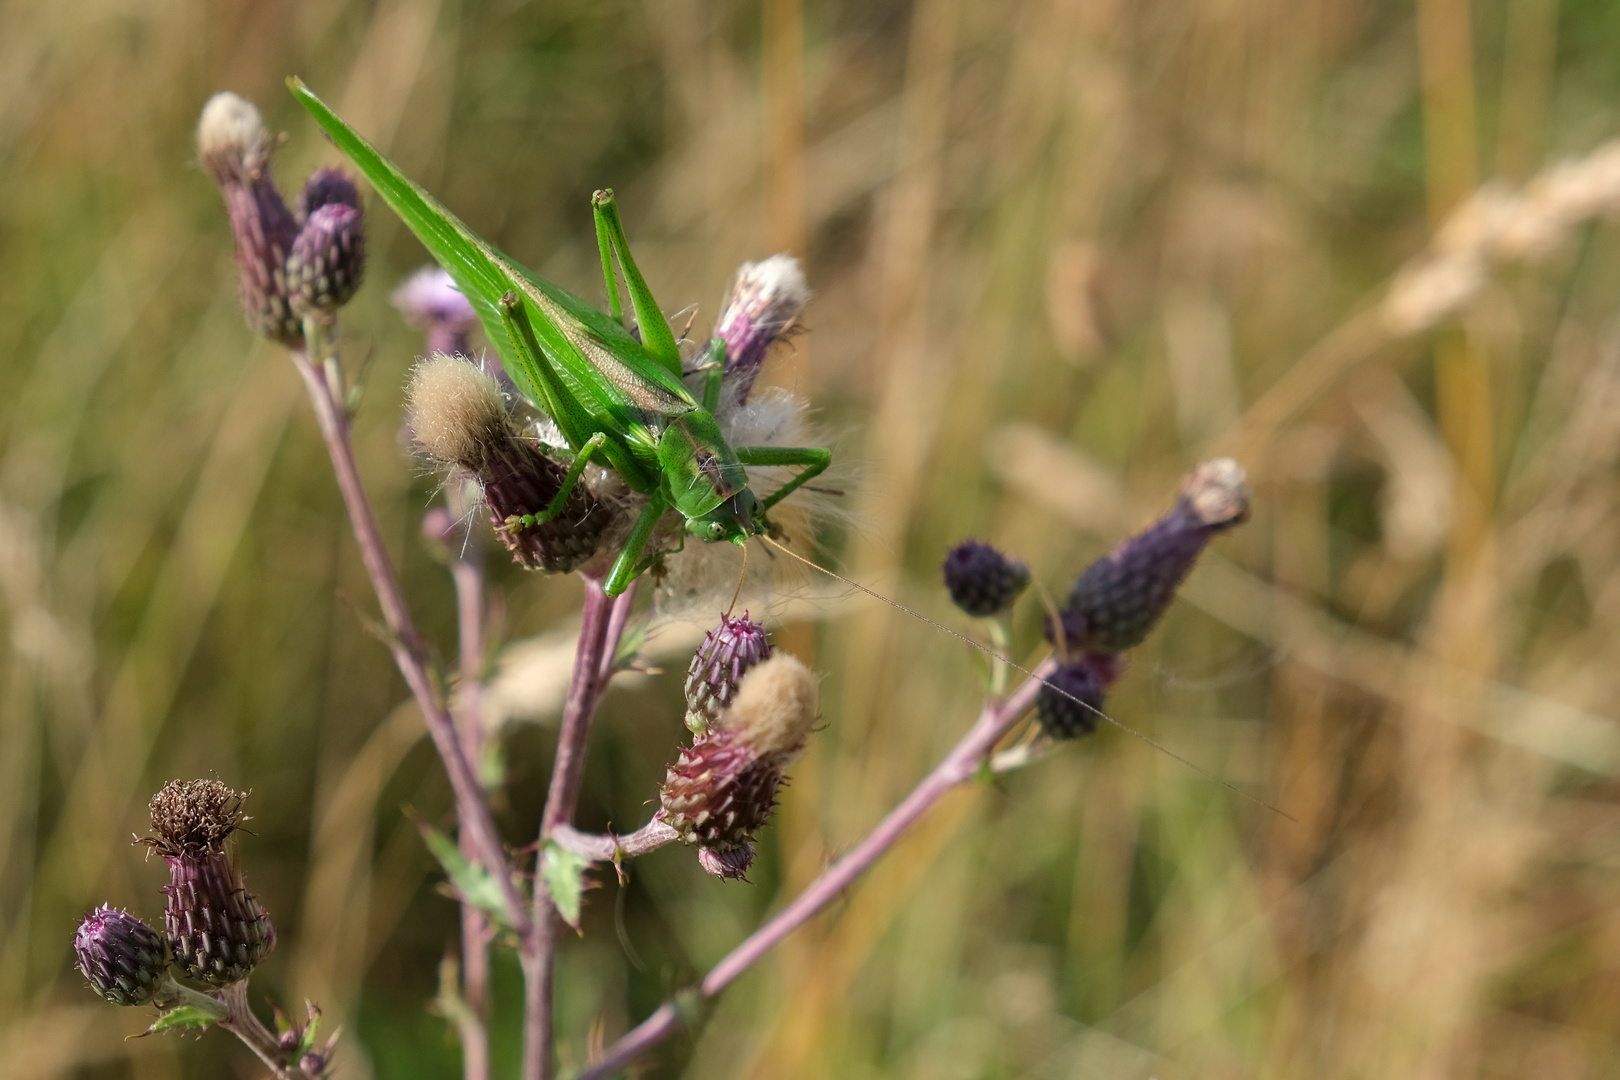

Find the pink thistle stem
[[288, 350, 530, 936], [573, 658, 1053, 1080], [521, 580, 639, 1080]]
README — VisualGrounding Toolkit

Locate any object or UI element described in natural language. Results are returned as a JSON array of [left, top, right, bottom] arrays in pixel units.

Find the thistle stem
[[217, 981, 305, 1079], [450, 527, 491, 1080], [547, 818, 680, 862], [288, 349, 530, 936], [571, 659, 1054, 1080], [521, 581, 639, 1080]]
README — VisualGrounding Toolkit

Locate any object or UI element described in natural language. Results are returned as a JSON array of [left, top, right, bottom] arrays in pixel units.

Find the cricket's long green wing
[[287, 80, 696, 436]]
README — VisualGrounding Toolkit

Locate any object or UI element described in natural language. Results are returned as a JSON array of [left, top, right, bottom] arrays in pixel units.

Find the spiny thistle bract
[[942, 539, 1030, 618], [73, 906, 170, 1007], [141, 779, 276, 987], [660, 652, 820, 879], [407, 355, 608, 573], [1059, 458, 1250, 653], [683, 611, 773, 735]]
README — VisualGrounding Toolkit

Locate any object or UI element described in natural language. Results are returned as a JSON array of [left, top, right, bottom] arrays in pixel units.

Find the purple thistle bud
[[196, 92, 303, 346], [407, 357, 606, 573], [74, 906, 169, 1006], [287, 201, 366, 315], [1035, 661, 1109, 739], [942, 539, 1030, 618], [713, 255, 810, 406], [684, 612, 773, 735], [393, 266, 481, 359], [1061, 458, 1249, 653], [659, 655, 820, 879], [142, 780, 275, 987], [296, 166, 362, 220]]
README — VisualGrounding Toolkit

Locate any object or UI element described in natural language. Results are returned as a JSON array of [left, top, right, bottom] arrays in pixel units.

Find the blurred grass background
[[7, 0, 1620, 1076]]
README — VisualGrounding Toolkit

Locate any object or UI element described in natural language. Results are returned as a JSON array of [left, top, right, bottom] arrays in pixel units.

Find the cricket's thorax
[[658, 413, 750, 519]]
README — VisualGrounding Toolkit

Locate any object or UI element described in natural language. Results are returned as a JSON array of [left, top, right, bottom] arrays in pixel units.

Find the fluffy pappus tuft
[[716, 653, 820, 760], [407, 354, 509, 470], [1182, 457, 1250, 527], [196, 91, 271, 184]]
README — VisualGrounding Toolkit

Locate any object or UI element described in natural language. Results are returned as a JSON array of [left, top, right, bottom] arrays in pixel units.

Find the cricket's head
[[685, 489, 760, 545]]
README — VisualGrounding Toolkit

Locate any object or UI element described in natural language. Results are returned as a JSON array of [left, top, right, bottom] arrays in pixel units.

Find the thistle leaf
[[540, 840, 593, 931], [415, 819, 517, 927], [144, 1006, 216, 1036]]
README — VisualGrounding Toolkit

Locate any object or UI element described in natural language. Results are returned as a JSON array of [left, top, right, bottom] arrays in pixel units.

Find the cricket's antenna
[[759, 535, 1294, 823], [727, 543, 749, 618]]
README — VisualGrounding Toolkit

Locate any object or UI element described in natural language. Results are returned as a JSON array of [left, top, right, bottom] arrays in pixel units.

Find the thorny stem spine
[[522, 581, 639, 1080], [288, 347, 531, 938], [570, 658, 1054, 1080]]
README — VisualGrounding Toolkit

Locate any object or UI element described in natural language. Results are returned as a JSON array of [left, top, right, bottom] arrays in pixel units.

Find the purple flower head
[[288, 201, 366, 315], [713, 255, 810, 407], [660, 655, 820, 880], [297, 167, 362, 220], [74, 905, 169, 1007], [1035, 661, 1109, 739], [1060, 458, 1249, 653], [393, 265, 481, 359], [197, 92, 303, 345], [942, 539, 1030, 618], [140, 779, 275, 987], [684, 611, 774, 735]]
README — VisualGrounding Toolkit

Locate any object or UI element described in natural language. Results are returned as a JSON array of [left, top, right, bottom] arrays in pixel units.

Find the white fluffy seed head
[[717, 653, 820, 759], [1183, 457, 1250, 527], [407, 354, 509, 469], [197, 91, 271, 184]]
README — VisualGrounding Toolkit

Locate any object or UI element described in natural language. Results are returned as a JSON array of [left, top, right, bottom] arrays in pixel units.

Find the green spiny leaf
[[144, 1005, 216, 1035], [540, 840, 594, 931], [415, 818, 518, 927]]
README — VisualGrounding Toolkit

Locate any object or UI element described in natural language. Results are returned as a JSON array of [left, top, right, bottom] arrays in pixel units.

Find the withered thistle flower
[[407, 355, 606, 572], [684, 611, 773, 735], [942, 539, 1030, 618], [713, 255, 810, 408], [197, 92, 303, 346], [1059, 458, 1249, 653], [74, 905, 170, 1006], [142, 779, 275, 987], [393, 266, 481, 359], [660, 653, 820, 879], [287, 168, 365, 316]]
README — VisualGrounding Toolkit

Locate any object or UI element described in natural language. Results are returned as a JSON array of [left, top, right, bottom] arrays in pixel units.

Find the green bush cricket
[[289, 79, 829, 597]]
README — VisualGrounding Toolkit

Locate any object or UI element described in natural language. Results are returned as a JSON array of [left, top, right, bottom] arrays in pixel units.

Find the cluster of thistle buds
[[942, 458, 1250, 739], [198, 92, 366, 345], [72, 780, 330, 1071], [656, 613, 820, 879]]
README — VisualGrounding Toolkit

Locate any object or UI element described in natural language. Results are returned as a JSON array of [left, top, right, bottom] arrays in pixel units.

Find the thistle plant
[[73, 86, 1256, 1080], [74, 782, 333, 1078]]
